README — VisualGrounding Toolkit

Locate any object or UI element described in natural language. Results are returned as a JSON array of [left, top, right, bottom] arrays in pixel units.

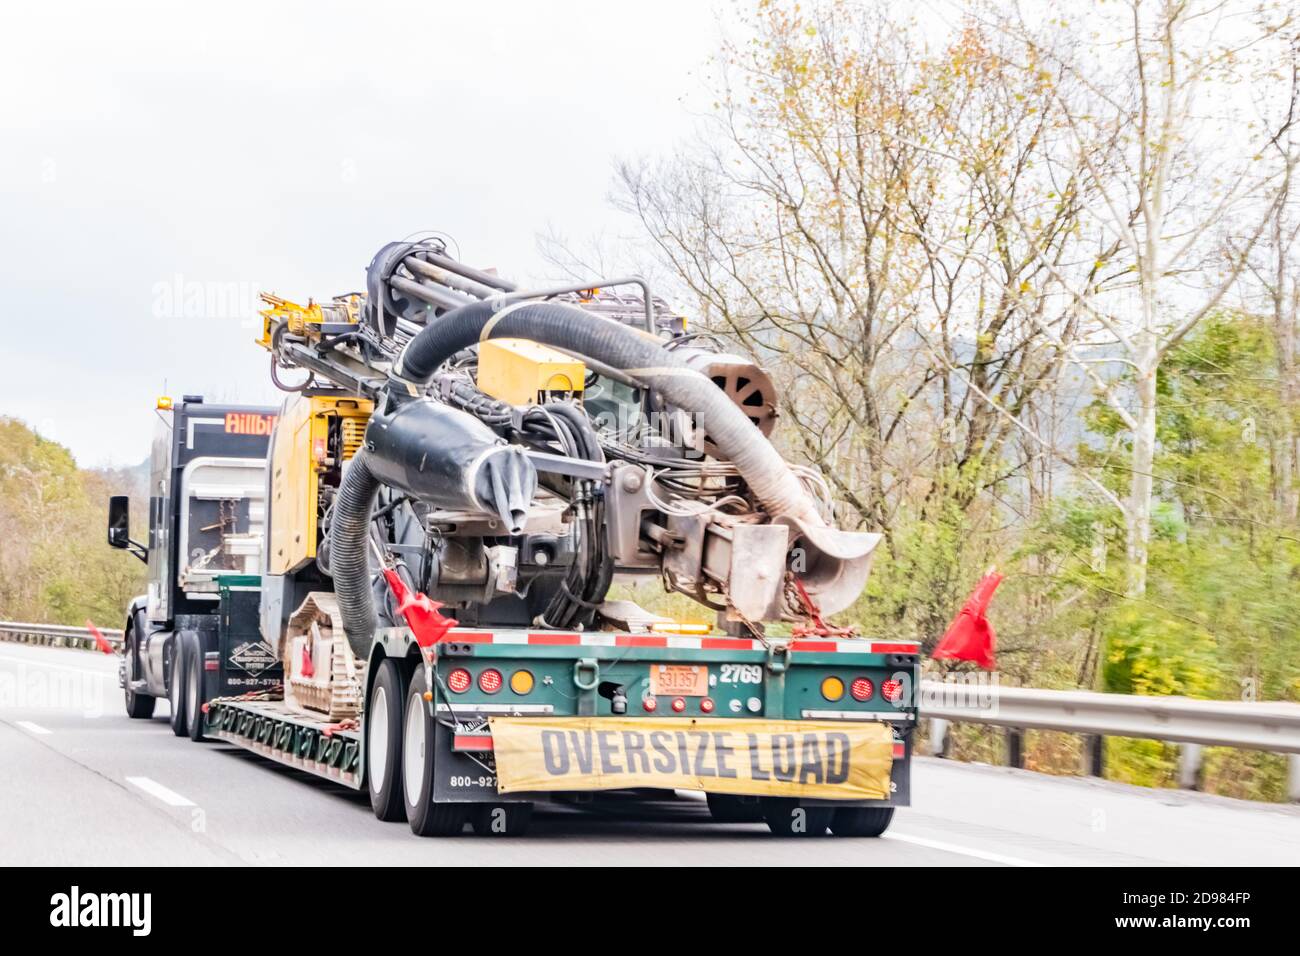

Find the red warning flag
[[86, 619, 116, 655], [381, 567, 456, 649], [931, 571, 1003, 670]]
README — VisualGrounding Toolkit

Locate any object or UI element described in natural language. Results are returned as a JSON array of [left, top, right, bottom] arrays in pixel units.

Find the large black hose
[[392, 299, 822, 528], [332, 450, 382, 656]]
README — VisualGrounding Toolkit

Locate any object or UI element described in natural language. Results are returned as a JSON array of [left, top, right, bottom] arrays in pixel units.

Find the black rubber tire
[[470, 803, 533, 836], [123, 631, 156, 720], [706, 793, 765, 823], [761, 797, 833, 837], [168, 637, 188, 737], [367, 659, 409, 822], [404, 667, 469, 836], [830, 806, 895, 837], [185, 633, 207, 742]]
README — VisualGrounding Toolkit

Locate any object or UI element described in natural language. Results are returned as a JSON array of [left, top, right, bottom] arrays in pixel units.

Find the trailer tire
[[830, 806, 894, 837], [185, 633, 207, 742], [168, 637, 189, 737], [706, 793, 765, 824], [403, 667, 468, 836], [367, 659, 408, 822], [761, 798, 832, 837], [470, 803, 533, 837], [123, 630, 155, 720]]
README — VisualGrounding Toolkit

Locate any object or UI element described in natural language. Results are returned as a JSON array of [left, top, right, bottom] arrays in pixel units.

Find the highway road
[[3, 641, 1298, 866]]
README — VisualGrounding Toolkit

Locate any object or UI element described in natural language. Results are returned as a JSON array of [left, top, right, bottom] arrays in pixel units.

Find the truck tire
[[706, 793, 765, 823], [168, 638, 189, 737], [403, 666, 469, 836], [470, 803, 533, 837], [761, 797, 833, 837], [830, 806, 894, 837], [367, 659, 408, 822], [123, 630, 155, 720], [185, 633, 207, 742]]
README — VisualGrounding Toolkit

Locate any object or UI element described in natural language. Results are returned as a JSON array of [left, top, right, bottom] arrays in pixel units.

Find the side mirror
[[108, 495, 130, 549]]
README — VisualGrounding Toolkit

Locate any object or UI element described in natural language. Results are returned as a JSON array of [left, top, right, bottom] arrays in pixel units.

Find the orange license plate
[[649, 664, 709, 697]]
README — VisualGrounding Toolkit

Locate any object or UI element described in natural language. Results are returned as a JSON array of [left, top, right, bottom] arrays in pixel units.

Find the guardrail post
[[928, 718, 952, 758], [1289, 754, 1300, 804], [1177, 743, 1203, 791], [1081, 734, 1105, 777], [1006, 728, 1024, 769]]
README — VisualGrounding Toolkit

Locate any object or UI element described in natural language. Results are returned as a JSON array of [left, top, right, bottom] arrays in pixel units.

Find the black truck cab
[[108, 396, 277, 722]]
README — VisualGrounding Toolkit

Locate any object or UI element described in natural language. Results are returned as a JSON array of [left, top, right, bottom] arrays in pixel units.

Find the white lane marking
[[885, 831, 1045, 867], [125, 776, 195, 808], [0, 652, 115, 678], [16, 720, 51, 735]]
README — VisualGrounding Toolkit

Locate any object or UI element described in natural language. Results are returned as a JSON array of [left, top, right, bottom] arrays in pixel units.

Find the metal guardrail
[[0, 620, 123, 653], [920, 680, 1300, 754], [2, 620, 1296, 796]]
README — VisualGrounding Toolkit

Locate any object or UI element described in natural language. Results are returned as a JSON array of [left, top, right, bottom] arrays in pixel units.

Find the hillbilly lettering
[[540, 728, 852, 785]]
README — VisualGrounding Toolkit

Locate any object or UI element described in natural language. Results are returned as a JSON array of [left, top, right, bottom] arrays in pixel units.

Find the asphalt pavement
[[3, 641, 1297, 866]]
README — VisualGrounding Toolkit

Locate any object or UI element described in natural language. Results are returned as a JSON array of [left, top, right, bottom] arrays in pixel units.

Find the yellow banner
[[489, 716, 894, 800]]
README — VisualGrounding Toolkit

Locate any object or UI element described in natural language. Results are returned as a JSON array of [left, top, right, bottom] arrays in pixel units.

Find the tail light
[[820, 676, 845, 702], [478, 668, 503, 694], [881, 678, 904, 703], [447, 668, 471, 693], [509, 669, 534, 695], [643, 696, 658, 713], [850, 677, 874, 702], [671, 697, 687, 713], [699, 697, 715, 714]]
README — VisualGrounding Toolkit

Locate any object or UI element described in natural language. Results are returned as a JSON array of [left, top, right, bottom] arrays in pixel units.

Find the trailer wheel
[[185, 633, 207, 742], [123, 630, 155, 720], [470, 803, 533, 837], [761, 798, 833, 837], [403, 667, 468, 836], [706, 793, 765, 824], [830, 806, 894, 837], [168, 637, 189, 737], [367, 659, 408, 822]]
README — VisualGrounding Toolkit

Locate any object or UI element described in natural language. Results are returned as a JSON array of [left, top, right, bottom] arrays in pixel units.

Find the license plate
[[649, 664, 708, 697]]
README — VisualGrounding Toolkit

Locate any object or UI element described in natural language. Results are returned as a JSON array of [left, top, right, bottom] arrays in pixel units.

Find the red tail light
[[881, 678, 904, 703], [643, 696, 658, 713], [850, 677, 874, 701], [699, 697, 715, 714], [671, 697, 686, 713], [478, 668, 503, 694], [447, 668, 471, 693]]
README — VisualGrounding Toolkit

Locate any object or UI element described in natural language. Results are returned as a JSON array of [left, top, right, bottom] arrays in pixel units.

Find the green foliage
[[1101, 604, 1220, 697], [0, 417, 145, 627]]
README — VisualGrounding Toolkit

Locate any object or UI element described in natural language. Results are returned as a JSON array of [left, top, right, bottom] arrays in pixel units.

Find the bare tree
[[987, 0, 1296, 595], [616, 3, 1098, 548]]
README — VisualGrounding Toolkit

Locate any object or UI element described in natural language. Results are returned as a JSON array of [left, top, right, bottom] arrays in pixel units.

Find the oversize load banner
[[489, 717, 894, 800]]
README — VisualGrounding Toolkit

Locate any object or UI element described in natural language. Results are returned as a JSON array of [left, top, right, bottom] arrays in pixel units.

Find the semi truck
[[108, 238, 919, 837]]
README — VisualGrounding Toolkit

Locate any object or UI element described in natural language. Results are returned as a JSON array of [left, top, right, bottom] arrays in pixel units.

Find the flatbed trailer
[[198, 596, 920, 837]]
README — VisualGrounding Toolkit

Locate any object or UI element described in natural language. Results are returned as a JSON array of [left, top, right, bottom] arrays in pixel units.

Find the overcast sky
[[0, 0, 721, 467]]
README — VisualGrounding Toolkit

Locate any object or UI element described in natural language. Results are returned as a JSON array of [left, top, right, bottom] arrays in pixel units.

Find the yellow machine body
[[257, 292, 360, 349], [476, 338, 585, 406], [268, 393, 373, 575]]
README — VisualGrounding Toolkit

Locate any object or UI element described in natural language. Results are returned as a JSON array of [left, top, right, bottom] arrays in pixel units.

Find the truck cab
[[108, 396, 277, 724]]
